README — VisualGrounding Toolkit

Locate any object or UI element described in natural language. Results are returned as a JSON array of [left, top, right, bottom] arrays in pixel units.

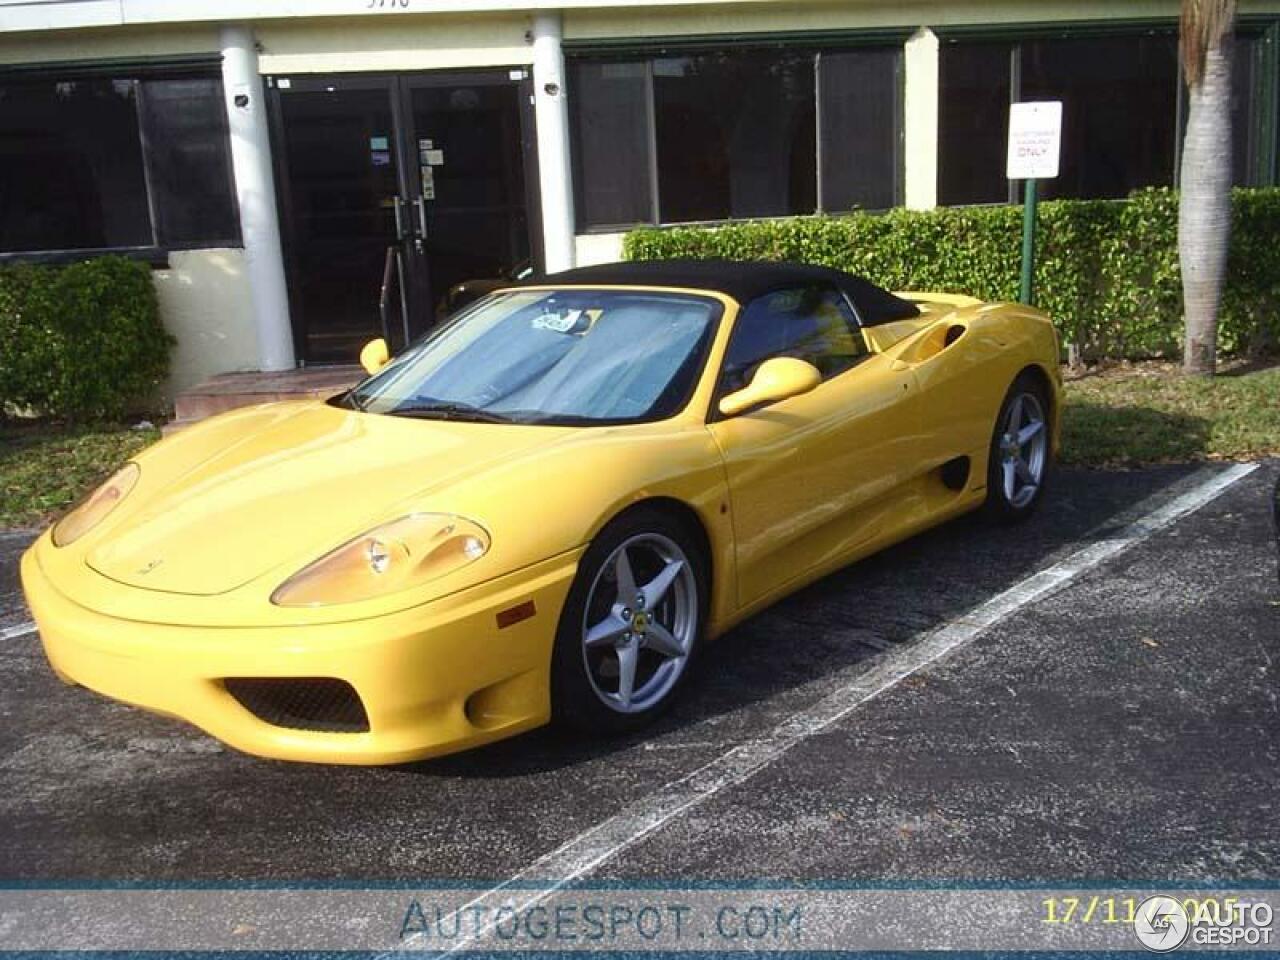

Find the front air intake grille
[[224, 678, 370, 733]]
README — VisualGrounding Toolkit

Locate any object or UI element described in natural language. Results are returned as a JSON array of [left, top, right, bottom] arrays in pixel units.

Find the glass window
[[1230, 32, 1263, 187], [1021, 34, 1178, 199], [571, 61, 654, 228], [0, 76, 152, 253], [939, 33, 1180, 204], [938, 41, 1013, 205], [653, 50, 816, 222], [819, 48, 901, 211], [570, 46, 902, 228], [346, 289, 721, 425], [720, 285, 867, 393], [0, 68, 238, 256], [140, 76, 239, 246]]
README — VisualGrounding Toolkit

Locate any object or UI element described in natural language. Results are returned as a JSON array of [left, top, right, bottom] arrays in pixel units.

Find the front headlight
[[52, 462, 140, 548], [270, 513, 490, 607]]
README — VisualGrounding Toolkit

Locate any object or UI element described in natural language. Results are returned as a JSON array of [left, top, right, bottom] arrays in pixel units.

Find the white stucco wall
[[0, 22, 219, 63], [152, 249, 261, 400], [255, 12, 533, 74], [575, 232, 627, 266], [903, 27, 939, 211]]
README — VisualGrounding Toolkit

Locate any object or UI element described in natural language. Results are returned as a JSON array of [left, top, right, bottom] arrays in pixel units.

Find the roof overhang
[[1, 0, 790, 35]]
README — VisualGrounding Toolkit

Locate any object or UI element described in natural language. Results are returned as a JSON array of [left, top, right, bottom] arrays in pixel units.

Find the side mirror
[[718, 357, 822, 418], [359, 338, 390, 376]]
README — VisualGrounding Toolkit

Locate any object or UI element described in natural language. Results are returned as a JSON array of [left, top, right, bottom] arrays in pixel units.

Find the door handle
[[413, 197, 428, 243], [392, 196, 408, 242]]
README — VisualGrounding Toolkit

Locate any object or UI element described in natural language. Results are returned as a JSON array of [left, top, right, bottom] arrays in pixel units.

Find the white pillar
[[903, 27, 940, 211], [220, 24, 295, 371], [532, 12, 576, 274]]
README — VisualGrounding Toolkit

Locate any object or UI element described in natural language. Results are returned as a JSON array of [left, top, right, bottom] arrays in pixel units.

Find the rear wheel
[[984, 372, 1051, 522], [551, 509, 707, 733]]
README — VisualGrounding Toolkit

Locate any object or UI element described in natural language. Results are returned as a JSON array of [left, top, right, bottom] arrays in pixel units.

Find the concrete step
[[161, 419, 195, 437], [172, 366, 363, 425]]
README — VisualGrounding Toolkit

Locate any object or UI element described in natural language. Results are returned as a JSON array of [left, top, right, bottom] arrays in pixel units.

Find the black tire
[[983, 371, 1052, 524], [551, 507, 708, 735]]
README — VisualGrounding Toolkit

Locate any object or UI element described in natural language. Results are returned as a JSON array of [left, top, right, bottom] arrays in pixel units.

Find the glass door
[[270, 70, 539, 366], [400, 71, 538, 321], [271, 75, 414, 364]]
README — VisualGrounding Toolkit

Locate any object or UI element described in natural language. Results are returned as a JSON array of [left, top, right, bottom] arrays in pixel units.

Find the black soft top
[[521, 259, 920, 327]]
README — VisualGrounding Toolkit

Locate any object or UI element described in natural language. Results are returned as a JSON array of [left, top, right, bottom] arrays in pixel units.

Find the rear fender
[[883, 301, 1061, 477]]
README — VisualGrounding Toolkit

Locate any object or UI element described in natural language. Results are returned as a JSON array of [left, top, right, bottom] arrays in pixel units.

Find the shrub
[[623, 187, 1280, 361], [0, 257, 172, 420]]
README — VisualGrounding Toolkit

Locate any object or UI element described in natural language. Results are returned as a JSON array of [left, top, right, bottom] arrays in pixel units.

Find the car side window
[[718, 285, 869, 394]]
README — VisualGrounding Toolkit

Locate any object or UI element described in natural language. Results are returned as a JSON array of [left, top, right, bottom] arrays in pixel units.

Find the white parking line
[[2, 621, 37, 641], [388, 461, 1259, 958]]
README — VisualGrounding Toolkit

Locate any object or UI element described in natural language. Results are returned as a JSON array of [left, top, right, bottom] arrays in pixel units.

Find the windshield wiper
[[391, 402, 515, 424], [341, 391, 369, 412]]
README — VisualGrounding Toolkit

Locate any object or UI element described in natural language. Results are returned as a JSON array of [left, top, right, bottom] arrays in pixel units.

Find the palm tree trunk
[[1179, 33, 1233, 375]]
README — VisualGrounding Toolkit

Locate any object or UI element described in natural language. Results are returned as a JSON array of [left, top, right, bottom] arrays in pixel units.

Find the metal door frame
[[266, 68, 542, 364]]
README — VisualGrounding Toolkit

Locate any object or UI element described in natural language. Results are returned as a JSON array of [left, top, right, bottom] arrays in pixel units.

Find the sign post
[[1006, 101, 1063, 306], [1019, 179, 1038, 304]]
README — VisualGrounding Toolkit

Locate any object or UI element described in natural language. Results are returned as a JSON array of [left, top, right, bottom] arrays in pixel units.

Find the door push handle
[[392, 196, 408, 242], [412, 197, 428, 242]]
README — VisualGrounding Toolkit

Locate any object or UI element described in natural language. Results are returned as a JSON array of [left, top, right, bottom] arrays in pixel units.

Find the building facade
[[2, 0, 1277, 394]]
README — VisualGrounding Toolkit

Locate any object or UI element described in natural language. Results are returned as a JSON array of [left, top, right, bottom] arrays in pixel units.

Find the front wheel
[[551, 509, 708, 734], [984, 372, 1051, 523]]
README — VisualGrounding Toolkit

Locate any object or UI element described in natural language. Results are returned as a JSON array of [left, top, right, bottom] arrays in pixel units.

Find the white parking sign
[[1007, 101, 1063, 180]]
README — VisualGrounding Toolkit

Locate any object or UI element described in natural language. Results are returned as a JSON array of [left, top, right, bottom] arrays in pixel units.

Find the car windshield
[[345, 289, 721, 424]]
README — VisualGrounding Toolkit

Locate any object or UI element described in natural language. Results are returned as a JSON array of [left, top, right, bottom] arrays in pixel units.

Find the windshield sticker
[[532, 309, 588, 334]]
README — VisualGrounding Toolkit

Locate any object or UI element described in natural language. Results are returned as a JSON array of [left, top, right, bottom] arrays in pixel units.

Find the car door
[[707, 285, 920, 611]]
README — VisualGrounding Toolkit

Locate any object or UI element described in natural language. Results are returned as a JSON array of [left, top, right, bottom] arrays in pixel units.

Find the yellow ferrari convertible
[[21, 260, 1061, 764]]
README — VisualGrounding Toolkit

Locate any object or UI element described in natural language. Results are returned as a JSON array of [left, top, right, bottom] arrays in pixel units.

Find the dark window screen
[[941, 34, 1179, 203], [818, 48, 900, 211], [1230, 33, 1261, 186], [140, 76, 239, 246], [0, 77, 152, 252], [571, 61, 654, 228], [653, 50, 816, 222], [570, 46, 903, 228], [938, 41, 1013, 205], [1021, 34, 1178, 199]]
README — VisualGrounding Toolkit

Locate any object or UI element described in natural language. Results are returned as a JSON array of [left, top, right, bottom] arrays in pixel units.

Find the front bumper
[[20, 537, 580, 764]]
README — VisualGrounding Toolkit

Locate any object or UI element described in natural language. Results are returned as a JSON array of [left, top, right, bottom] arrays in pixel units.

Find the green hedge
[[624, 187, 1280, 361], [0, 257, 172, 421]]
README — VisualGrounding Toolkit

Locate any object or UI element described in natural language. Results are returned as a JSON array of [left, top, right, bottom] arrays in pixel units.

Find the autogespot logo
[[1134, 896, 1190, 952]]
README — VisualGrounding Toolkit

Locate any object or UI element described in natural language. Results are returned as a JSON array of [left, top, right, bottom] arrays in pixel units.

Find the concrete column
[[531, 11, 576, 274], [220, 24, 295, 371], [903, 27, 940, 211]]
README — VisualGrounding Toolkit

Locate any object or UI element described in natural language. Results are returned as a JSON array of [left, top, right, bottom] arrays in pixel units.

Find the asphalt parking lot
[[1, 463, 1276, 886]]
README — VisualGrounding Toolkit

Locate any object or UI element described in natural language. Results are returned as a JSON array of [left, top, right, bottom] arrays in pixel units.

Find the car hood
[[86, 402, 565, 596]]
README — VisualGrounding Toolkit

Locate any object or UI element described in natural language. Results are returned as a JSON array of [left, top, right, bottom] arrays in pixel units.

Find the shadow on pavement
[[418, 464, 1202, 779]]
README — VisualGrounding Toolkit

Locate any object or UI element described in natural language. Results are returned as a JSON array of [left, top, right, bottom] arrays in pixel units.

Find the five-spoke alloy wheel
[[553, 509, 707, 732], [582, 533, 697, 713], [985, 371, 1052, 522]]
